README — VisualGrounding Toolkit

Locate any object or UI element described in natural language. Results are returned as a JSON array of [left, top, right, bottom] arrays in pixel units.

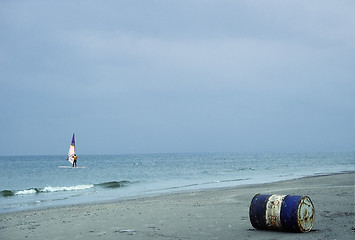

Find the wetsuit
[[73, 155, 77, 167]]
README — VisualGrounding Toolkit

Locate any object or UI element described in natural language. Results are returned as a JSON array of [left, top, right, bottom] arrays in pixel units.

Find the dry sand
[[1, 172, 354, 240]]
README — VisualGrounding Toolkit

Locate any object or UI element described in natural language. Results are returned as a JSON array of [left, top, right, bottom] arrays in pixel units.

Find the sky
[[0, 0, 354, 156]]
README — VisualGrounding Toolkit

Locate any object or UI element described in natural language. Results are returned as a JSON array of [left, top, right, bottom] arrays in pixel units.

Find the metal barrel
[[249, 194, 315, 232]]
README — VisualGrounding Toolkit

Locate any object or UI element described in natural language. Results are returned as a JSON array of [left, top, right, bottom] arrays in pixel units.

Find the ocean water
[[0, 152, 353, 213]]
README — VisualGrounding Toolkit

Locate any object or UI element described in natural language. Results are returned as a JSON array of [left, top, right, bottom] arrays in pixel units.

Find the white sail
[[68, 133, 75, 164]]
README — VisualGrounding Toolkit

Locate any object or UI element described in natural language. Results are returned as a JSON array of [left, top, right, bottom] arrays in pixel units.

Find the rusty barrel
[[249, 194, 314, 232]]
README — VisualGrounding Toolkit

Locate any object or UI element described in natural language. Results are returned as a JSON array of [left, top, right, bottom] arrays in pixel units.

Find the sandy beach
[[0, 172, 354, 240]]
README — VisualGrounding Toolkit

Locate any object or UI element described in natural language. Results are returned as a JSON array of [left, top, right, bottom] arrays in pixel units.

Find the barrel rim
[[297, 195, 315, 232]]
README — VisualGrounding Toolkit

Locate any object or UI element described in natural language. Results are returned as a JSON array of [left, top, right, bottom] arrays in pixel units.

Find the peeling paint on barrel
[[249, 194, 315, 232]]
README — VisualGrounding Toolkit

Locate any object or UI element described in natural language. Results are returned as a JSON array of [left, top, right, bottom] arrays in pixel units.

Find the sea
[[0, 152, 354, 214]]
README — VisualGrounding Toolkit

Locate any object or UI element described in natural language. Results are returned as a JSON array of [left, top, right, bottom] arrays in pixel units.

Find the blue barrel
[[249, 194, 315, 232]]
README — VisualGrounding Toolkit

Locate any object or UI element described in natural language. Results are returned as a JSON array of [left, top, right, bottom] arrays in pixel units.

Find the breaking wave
[[95, 180, 131, 189], [1, 180, 132, 197]]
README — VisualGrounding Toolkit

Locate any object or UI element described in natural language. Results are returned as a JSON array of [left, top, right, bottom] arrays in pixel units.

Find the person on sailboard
[[73, 154, 77, 167]]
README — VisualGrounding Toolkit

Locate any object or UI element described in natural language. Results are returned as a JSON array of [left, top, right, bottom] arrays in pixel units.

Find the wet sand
[[0, 172, 354, 240]]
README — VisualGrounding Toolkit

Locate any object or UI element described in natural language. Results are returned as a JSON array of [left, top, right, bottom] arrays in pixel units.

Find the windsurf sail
[[67, 133, 75, 164]]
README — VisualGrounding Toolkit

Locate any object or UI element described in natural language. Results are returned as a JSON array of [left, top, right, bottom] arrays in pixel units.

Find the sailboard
[[58, 133, 85, 168], [58, 166, 86, 168], [67, 133, 76, 165]]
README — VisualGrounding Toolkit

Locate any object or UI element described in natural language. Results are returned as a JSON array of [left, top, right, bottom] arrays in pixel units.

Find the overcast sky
[[1, 0, 354, 156]]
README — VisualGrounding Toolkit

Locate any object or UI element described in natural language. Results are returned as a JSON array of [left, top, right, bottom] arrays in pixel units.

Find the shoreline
[[2, 170, 353, 215], [1, 171, 354, 239]]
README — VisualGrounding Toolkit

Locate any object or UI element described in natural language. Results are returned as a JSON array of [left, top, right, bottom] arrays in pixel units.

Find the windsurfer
[[73, 154, 77, 167]]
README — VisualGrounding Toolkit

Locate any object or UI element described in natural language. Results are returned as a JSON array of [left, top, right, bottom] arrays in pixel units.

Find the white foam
[[41, 185, 94, 193], [15, 189, 37, 195]]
